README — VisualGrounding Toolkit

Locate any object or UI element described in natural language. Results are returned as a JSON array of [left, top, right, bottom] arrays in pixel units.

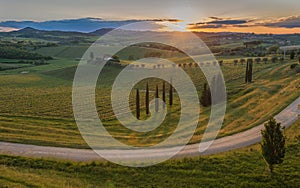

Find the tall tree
[[145, 82, 149, 115], [245, 61, 249, 83], [213, 73, 226, 105], [248, 59, 253, 82], [200, 83, 211, 107], [261, 118, 285, 173], [162, 81, 166, 109], [155, 84, 159, 112], [245, 59, 253, 83], [136, 89, 140, 119], [169, 79, 173, 106]]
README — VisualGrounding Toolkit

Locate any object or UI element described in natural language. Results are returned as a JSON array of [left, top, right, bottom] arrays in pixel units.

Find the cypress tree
[[210, 73, 225, 104], [245, 61, 249, 83], [245, 59, 253, 83], [261, 118, 285, 173], [211, 76, 217, 104], [162, 81, 166, 109], [169, 79, 173, 106], [200, 83, 211, 107], [136, 89, 140, 119], [248, 60, 253, 82], [145, 82, 149, 115], [214, 73, 225, 104], [155, 84, 159, 112]]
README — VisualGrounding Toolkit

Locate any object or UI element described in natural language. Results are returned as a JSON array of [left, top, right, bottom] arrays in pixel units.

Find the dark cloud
[[209, 20, 247, 25], [188, 24, 223, 29], [208, 17, 223, 20], [188, 18, 248, 30], [146, 19, 181, 22], [259, 16, 300, 28]]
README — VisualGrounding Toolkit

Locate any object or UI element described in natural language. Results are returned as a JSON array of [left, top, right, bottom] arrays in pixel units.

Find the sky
[[0, 0, 300, 33]]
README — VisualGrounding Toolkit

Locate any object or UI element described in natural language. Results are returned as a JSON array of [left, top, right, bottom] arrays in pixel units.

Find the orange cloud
[[187, 16, 300, 34]]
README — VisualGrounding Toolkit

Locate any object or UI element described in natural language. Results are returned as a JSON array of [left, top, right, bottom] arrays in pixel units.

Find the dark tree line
[[0, 46, 52, 60]]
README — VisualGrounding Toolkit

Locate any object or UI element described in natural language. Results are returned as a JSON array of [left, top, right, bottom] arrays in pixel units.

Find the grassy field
[[0, 56, 299, 148], [35, 45, 184, 60], [0, 118, 299, 187]]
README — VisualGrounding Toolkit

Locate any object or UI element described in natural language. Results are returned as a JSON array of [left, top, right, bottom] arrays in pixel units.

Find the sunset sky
[[0, 0, 300, 34]]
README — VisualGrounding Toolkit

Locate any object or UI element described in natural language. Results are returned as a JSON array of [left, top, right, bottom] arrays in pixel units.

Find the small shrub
[[280, 57, 284, 62], [290, 63, 298, 69], [263, 57, 268, 63], [271, 57, 278, 63]]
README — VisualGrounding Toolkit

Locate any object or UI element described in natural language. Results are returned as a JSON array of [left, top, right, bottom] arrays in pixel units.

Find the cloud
[[259, 16, 300, 28], [208, 17, 223, 21], [188, 24, 223, 29], [188, 17, 249, 30], [209, 20, 247, 25], [0, 26, 18, 32], [187, 16, 300, 31], [146, 19, 181, 22]]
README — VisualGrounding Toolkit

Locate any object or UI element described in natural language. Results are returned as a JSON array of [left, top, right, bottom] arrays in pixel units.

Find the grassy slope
[[0, 59, 299, 148], [0, 119, 299, 187]]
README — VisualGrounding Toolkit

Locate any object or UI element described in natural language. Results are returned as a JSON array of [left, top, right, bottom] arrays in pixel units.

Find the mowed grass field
[[0, 53, 299, 148], [0, 118, 299, 187]]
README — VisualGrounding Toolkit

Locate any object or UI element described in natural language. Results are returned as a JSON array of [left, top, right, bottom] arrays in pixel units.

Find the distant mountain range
[[0, 27, 116, 43], [0, 18, 143, 33]]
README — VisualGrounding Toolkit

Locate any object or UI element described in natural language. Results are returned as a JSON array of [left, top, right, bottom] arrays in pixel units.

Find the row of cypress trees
[[136, 81, 173, 119]]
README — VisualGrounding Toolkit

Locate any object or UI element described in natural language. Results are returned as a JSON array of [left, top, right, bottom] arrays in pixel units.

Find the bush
[[290, 51, 295, 60], [240, 59, 246, 64], [255, 58, 261, 63], [263, 57, 268, 63], [218, 60, 223, 66], [233, 59, 238, 65], [295, 66, 300, 73], [271, 57, 278, 63], [290, 64, 298, 69]]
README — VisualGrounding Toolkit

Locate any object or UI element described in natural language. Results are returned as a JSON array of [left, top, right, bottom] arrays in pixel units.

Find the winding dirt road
[[0, 97, 299, 162]]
